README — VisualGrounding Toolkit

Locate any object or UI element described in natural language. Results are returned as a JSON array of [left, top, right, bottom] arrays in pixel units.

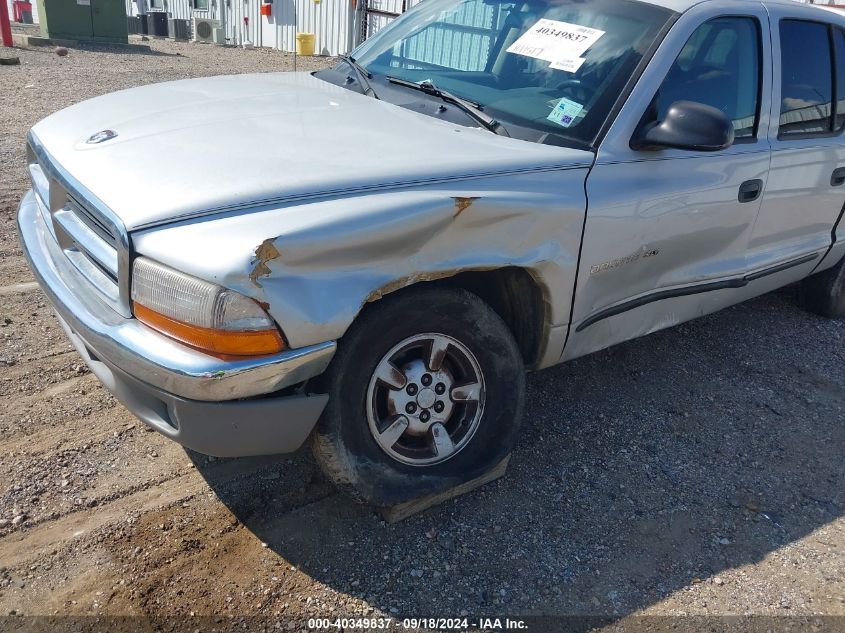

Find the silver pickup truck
[[17, 0, 845, 505]]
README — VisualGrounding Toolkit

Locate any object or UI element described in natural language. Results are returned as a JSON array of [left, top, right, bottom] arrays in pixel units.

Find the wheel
[[311, 286, 525, 506], [799, 255, 845, 318]]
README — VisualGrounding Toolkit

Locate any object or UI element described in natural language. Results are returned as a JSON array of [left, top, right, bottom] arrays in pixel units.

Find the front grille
[[68, 194, 118, 247], [27, 138, 131, 317]]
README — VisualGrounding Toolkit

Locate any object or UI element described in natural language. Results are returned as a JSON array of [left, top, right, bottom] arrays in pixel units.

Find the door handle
[[738, 179, 763, 203], [831, 167, 845, 187]]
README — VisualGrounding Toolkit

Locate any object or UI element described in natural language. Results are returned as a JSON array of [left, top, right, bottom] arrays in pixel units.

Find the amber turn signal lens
[[134, 302, 286, 357]]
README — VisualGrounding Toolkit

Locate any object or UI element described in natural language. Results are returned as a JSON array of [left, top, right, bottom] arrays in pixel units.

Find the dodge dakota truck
[[18, 0, 845, 505]]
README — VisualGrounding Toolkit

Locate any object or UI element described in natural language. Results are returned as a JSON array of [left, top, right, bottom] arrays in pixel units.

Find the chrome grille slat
[[64, 249, 122, 304], [68, 195, 117, 245], [28, 163, 49, 209], [52, 208, 119, 278], [27, 163, 56, 240]]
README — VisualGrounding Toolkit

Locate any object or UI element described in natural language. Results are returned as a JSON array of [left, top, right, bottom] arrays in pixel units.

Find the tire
[[311, 286, 525, 506], [799, 255, 845, 318]]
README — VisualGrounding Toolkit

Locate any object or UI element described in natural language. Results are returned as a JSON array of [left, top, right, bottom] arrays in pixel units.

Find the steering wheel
[[551, 78, 594, 104]]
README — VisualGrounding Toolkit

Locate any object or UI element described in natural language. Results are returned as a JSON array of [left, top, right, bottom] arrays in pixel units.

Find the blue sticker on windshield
[[547, 97, 583, 128]]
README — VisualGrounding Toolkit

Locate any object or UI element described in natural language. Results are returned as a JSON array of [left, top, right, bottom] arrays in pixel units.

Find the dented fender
[[131, 168, 589, 358]]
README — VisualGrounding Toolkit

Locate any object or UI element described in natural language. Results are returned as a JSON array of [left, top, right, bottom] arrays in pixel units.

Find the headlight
[[131, 257, 285, 357]]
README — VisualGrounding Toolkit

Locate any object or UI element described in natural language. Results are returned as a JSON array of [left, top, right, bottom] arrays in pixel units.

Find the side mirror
[[631, 100, 734, 152]]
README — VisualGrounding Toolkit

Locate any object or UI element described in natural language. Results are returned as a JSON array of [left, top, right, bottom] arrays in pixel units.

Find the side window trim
[[833, 26, 840, 133], [736, 15, 764, 144], [634, 14, 764, 147], [777, 18, 840, 141], [835, 26, 845, 131]]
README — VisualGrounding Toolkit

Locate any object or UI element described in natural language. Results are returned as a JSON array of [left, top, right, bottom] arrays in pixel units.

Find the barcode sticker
[[547, 97, 584, 128]]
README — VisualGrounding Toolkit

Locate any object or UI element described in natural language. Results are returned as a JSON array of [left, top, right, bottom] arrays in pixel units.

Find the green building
[[36, 0, 128, 43]]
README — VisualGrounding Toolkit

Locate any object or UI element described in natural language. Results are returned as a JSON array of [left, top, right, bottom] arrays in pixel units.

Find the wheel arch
[[358, 266, 550, 369]]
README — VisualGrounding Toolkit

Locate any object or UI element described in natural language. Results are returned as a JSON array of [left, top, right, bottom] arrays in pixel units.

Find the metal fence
[[359, 0, 422, 42], [398, 0, 498, 71]]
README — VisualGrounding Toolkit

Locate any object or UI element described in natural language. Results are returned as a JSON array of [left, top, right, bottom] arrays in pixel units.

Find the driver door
[[563, 1, 772, 361]]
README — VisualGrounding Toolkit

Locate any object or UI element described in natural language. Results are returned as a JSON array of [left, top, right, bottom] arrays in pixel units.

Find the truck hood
[[31, 72, 593, 231]]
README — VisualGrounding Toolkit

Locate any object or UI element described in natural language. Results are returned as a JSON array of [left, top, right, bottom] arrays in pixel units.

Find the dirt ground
[[0, 39, 844, 633]]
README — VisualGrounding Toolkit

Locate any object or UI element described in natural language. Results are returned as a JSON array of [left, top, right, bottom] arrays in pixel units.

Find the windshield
[[350, 0, 672, 146]]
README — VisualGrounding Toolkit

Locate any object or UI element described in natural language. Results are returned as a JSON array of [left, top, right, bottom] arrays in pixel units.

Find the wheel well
[[363, 267, 548, 368], [444, 268, 547, 367]]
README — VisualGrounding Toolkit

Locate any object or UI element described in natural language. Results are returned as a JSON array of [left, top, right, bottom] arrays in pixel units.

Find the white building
[[124, 0, 418, 55]]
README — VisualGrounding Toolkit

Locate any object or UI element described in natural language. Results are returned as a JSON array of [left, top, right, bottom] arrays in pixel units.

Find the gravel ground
[[0, 39, 844, 633]]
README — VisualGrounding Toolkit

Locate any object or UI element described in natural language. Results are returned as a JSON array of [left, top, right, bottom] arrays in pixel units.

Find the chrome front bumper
[[17, 190, 336, 456]]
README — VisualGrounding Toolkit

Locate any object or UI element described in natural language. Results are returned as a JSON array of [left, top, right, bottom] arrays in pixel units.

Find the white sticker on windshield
[[547, 97, 584, 128], [506, 19, 605, 63], [549, 56, 586, 73]]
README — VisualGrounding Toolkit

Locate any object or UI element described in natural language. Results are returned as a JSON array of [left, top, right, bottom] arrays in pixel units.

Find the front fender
[[132, 169, 588, 350]]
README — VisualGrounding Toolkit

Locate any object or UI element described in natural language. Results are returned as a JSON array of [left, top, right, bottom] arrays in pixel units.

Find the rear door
[[564, 0, 772, 360], [749, 5, 845, 278]]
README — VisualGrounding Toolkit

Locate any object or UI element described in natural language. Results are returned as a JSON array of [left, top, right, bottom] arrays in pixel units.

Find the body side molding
[[575, 252, 819, 332]]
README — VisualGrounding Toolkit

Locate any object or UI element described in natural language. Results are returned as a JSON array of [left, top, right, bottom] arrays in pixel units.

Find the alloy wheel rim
[[366, 333, 485, 466]]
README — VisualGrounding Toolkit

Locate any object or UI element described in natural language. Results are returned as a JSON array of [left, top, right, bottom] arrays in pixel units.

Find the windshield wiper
[[338, 55, 378, 99], [386, 76, 510, 137]]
